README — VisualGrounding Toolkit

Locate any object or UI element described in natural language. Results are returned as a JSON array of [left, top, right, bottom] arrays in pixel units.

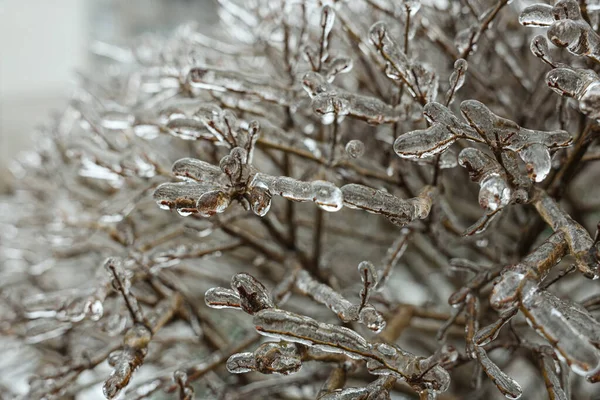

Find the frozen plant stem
[[3, 0, 600, 399]]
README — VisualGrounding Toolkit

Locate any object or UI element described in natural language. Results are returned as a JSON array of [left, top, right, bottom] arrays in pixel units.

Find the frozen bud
[[205, 287, 242, 310], [311, 180, 343, 212], [341, 184, 433, 226], [220, 155, 240, 179], [247, 184, 272, 216], [196, 190, 230, 217], [253, 341, 302, 375], [519, 143, 551, 182], [553, 0, 582, 20], [458, 148, 511, 211], [123, 323, 152, 348], [546, 68, 594, 98], [230, 273, 274, 314], [519, 4, 554, 27], [402, 0, 421, 16], [530, 35, 553, 64], [544, 0, 600, 62], [345, 140, 365, 158]]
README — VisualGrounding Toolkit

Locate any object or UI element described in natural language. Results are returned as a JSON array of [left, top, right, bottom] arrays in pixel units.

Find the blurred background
[[0, 0, 217, 189]]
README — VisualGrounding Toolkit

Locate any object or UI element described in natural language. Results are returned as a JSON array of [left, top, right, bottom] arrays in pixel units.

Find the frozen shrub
[[2, 0, 600, 399]]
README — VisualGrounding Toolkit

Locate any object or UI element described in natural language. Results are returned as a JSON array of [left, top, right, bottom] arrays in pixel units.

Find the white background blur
[[0, 0, 216, 185]]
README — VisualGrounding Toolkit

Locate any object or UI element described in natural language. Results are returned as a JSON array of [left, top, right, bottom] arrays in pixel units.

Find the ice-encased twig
[[393, 102, 481, 159], [251, 173, 343, 212], [227, 341, 302, 375], [533, 188, 600, 278], [103, 294, 182, 399], [341, 184, 433, 227], [546, 67, 600, 121], [294, 268, 386, 332], [302, 72, 401, 124], [522, 0, 600, 63]]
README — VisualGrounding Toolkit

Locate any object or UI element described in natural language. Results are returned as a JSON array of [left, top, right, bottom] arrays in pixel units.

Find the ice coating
[[459, 100, 572, 153], [490, 230, 568, 310], [341, 184, 433, 226], [519, 4, 554, 27], [537, 346, 568, 400], [204, 287, 242, 310], [188, 67, 293, 106], [172, 157, 228, 184]]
